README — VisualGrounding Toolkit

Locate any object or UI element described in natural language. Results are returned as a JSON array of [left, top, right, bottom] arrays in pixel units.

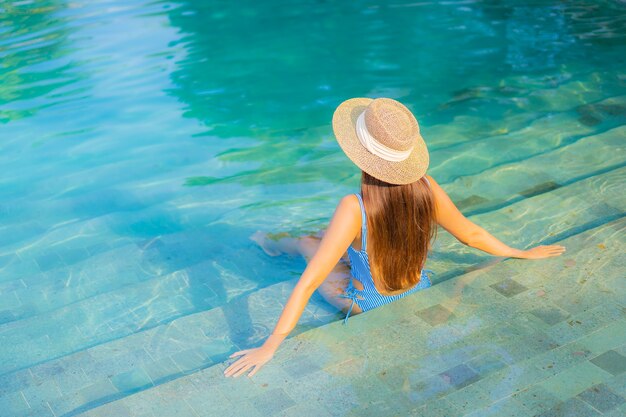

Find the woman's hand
[[517, 244, 566, 259], [223, 344, 276, 378]]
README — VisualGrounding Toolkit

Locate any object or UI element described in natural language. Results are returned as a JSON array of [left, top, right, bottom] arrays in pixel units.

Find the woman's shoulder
[[337, 194, 362, 212], [332, 194, 363, 225], [323, 194, 363, 244]]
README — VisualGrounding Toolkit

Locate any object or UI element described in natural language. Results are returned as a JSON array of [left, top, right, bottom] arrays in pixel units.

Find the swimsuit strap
[[354, 193, 367, 250]]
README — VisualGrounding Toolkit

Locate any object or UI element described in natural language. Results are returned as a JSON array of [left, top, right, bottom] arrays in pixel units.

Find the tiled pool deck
[[92, 218, 626, 417], [4, 214, 619, 417]]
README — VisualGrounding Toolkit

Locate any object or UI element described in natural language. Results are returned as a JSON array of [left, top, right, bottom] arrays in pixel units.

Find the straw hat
[[332, 97, 429, 185]]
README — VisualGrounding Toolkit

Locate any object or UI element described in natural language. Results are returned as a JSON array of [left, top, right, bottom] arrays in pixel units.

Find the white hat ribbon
[[356, 111, 413, 162]]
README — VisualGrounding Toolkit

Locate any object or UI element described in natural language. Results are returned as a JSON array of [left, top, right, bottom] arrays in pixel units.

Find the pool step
[[428, 95, 626, 183], [1, 80, 623, 240], [0, 154, 623, 372], [0, 277, 336, 417], [444, 124, 626, 214], [425, 165, 625, 281], [0, 166, 624, 416], [1, 160, 624, 376], [1, 86, 622, 270], [0, 229, 270, 322], [2, 100, 624, 317], [75, 215, 626, 417], [426, 71, 622, 150]]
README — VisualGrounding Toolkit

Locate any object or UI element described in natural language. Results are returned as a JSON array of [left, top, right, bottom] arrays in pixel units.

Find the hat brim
[[332, 98, 429, 185]]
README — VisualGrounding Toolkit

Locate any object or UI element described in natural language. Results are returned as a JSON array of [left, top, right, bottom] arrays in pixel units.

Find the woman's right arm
[[223, 195, 361, 378], [426, 175, 566, 259]]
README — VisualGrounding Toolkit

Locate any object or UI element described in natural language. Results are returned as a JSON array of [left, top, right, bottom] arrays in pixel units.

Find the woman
[[223, 97, 566, 378]]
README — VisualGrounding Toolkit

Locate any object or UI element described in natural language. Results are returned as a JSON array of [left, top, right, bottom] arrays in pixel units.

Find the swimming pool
[[0, 0, 624, 416]]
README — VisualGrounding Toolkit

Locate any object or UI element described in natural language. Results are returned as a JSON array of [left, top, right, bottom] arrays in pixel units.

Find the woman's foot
[[250, 231, 300, 257]]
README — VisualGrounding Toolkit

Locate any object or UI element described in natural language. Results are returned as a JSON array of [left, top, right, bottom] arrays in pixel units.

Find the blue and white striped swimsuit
[[337, 192, 434, 324]]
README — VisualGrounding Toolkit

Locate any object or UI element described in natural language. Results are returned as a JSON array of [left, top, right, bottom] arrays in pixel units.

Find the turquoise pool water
[[0, 0, 625, 416]]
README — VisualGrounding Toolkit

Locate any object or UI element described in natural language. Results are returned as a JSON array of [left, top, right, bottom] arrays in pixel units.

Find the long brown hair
[[361, 171, 437, 293]]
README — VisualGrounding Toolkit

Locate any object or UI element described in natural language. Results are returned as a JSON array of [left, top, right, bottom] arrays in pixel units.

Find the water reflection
[[163, 0, 626, 191], [0, 0, 82, 122]]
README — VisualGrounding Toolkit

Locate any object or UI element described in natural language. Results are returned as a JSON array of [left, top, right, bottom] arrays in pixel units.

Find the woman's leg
[[296, 235, 363, 315], [251, 231, 362, 315]]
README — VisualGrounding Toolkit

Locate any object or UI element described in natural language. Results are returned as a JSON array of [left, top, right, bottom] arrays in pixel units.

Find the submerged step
[[0, 166, 624, 416], [72, 216, 625, 417], [3, 88, 623, 255], [446, 124, 626, 214], [426, 73, 622, 149], [430, 111, 606, 184], [1, 165, 624, 377], [4, 118, 624, 329]]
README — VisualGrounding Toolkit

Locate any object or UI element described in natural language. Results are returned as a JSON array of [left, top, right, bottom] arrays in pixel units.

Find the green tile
[[464, 396, 533, 417], [439, 364, 481, 389], [530, 306, 571, 325], [501, 331, 560, 362], [577, 320, 626, 354], [20, 379, 62, 411], [143, 357, 181, 384], [282, 369, 337, 403], [26, 216, 624, 417], [577, 383, 625, 413], [410, 398, 462, 417], [547, 320, 589, 345], [54, 367, 92, 395], [250, 387, 296, 415], [536, 397, 602, 417], [348, 391, 413, 417], [538, 361, 613, 401], [415, 304, 455, 326], [283, 403, 332, 417], [564, 305, 625, 340], [317, 383, 361, 416], [145, 399, 198, 417], [281, 355, 323, 379], [605, 403, 626, 417], [408, 374, 454, 404], [530, 343, 593, 376], [109, 367, 153, 393], [604, 372, 626, 398], [512, 385, 562, 414], [490, 279, 528, 298], [369, 363, 422, 397], [515, 311, 553, 333], [22, 405, 55, 417], [47, 391, 86, 417], [0, 391, 30, 415], [0, 369, 34, 397], [170, 349, 207, 373], [473, 364, 550, 401], [466, 352, 508, 377], [590, 350, 626, 376], [476, 302, 521, 323], [407, 354, 455, 381], [443, 383, 494, 413], [76, 379, 118, 404]]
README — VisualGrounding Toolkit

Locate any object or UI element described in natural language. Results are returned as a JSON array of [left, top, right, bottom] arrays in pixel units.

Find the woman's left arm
[[223, 195, 361, 378]]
